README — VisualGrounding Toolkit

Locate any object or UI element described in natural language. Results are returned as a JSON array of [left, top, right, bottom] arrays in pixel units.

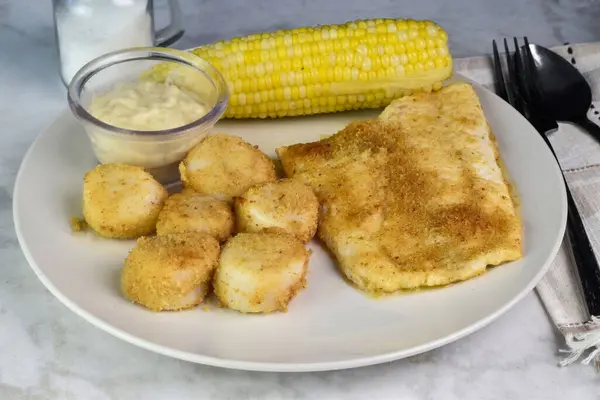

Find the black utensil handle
[[576, 117, 600, 143], [540, 131, 600, 316], [565, 186, 600, 316]]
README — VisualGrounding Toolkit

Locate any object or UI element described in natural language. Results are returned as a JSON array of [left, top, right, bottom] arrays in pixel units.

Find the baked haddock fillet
[[276, 82, 522, 293]]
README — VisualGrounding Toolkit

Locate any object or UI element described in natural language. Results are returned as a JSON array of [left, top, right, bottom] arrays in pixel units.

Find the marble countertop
[[2, 0, 600, 398]]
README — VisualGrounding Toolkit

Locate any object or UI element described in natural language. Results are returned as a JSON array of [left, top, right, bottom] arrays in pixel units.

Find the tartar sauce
[[89, 80, 208, 131], [84, 78, 214, 185]]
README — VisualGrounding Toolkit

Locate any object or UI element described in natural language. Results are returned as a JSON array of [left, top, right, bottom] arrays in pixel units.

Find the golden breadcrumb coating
[[213, 232, 310, 313], [234, 179, 319, 242], [121, 232, 220, 311], [70, 216, 87, 233], [277, 82, 522, 293], [156, 189, 234, 242], [82, 163, 168, 239], [179, 133, 277, 202]]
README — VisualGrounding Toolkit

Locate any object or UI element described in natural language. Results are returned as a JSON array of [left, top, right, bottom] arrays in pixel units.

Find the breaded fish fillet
[[276, 82, 522, 293]]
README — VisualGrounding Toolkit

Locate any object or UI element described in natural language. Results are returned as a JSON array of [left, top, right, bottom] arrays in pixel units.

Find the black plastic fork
[[493, 37, 600, 317]]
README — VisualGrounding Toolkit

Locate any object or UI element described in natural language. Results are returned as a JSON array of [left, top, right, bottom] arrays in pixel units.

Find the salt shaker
[[52, 0, 184, 86]]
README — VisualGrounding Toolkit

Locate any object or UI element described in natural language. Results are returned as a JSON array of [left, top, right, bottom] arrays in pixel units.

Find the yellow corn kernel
[[149, 18, 452, 118]]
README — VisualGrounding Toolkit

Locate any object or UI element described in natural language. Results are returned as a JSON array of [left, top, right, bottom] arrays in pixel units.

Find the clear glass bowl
[[68, 47, 228, 185]]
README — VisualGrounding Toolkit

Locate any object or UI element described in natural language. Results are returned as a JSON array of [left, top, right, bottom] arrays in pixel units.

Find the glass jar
[[67, 47, 229, 186], [53, 0, 184, 86]]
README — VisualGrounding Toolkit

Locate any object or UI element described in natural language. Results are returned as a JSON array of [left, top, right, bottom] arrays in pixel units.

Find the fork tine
[[503, 38, 517, 109], [523, 37, 536, 75], [513, 37, 521, 65], [513, 37, 526, 90], [492, 40, 508, 102], [518, 38, 535, 103], [513, 37, 534, 119], [513, 38, 527, 100]]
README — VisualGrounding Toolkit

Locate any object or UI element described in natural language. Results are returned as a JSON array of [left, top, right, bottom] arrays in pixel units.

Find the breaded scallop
[[156, 189, 234, 242], [179, 133, 276, 202], [121, 232, 220, 311], [213, 232, 310, 313], [82, 163, 168, 238], [234, 179, 319, 242]]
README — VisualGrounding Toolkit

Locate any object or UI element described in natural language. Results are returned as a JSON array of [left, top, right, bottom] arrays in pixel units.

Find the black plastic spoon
[[529, 44, 600, 140]]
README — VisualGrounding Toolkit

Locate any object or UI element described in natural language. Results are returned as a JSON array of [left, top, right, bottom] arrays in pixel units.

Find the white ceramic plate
[[14, 83, 567, 372]]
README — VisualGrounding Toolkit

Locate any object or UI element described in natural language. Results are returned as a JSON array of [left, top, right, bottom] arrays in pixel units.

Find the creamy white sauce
[[84, 79, 213, 184], [89, 80, 208, 131]]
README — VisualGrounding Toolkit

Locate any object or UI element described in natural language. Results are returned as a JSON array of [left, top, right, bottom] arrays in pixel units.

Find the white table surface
[[2, 0, 600, 398]]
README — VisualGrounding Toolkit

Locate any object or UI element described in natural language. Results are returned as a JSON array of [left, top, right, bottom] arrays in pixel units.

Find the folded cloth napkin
[[455, 42, 600, 368]]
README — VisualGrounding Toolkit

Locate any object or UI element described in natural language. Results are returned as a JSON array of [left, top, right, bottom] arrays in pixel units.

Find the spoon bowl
[[529, 44, 600, 139]]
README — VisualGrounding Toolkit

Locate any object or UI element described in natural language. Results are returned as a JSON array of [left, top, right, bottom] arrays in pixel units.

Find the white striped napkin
[[455, 42, 600, 369]]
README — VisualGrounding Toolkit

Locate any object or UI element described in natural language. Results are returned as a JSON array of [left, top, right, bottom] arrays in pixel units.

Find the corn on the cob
[[152, 19, 452, 119]]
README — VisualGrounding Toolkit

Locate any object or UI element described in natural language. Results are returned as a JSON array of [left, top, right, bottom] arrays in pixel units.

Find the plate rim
[[13, 81, 567, 372]]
